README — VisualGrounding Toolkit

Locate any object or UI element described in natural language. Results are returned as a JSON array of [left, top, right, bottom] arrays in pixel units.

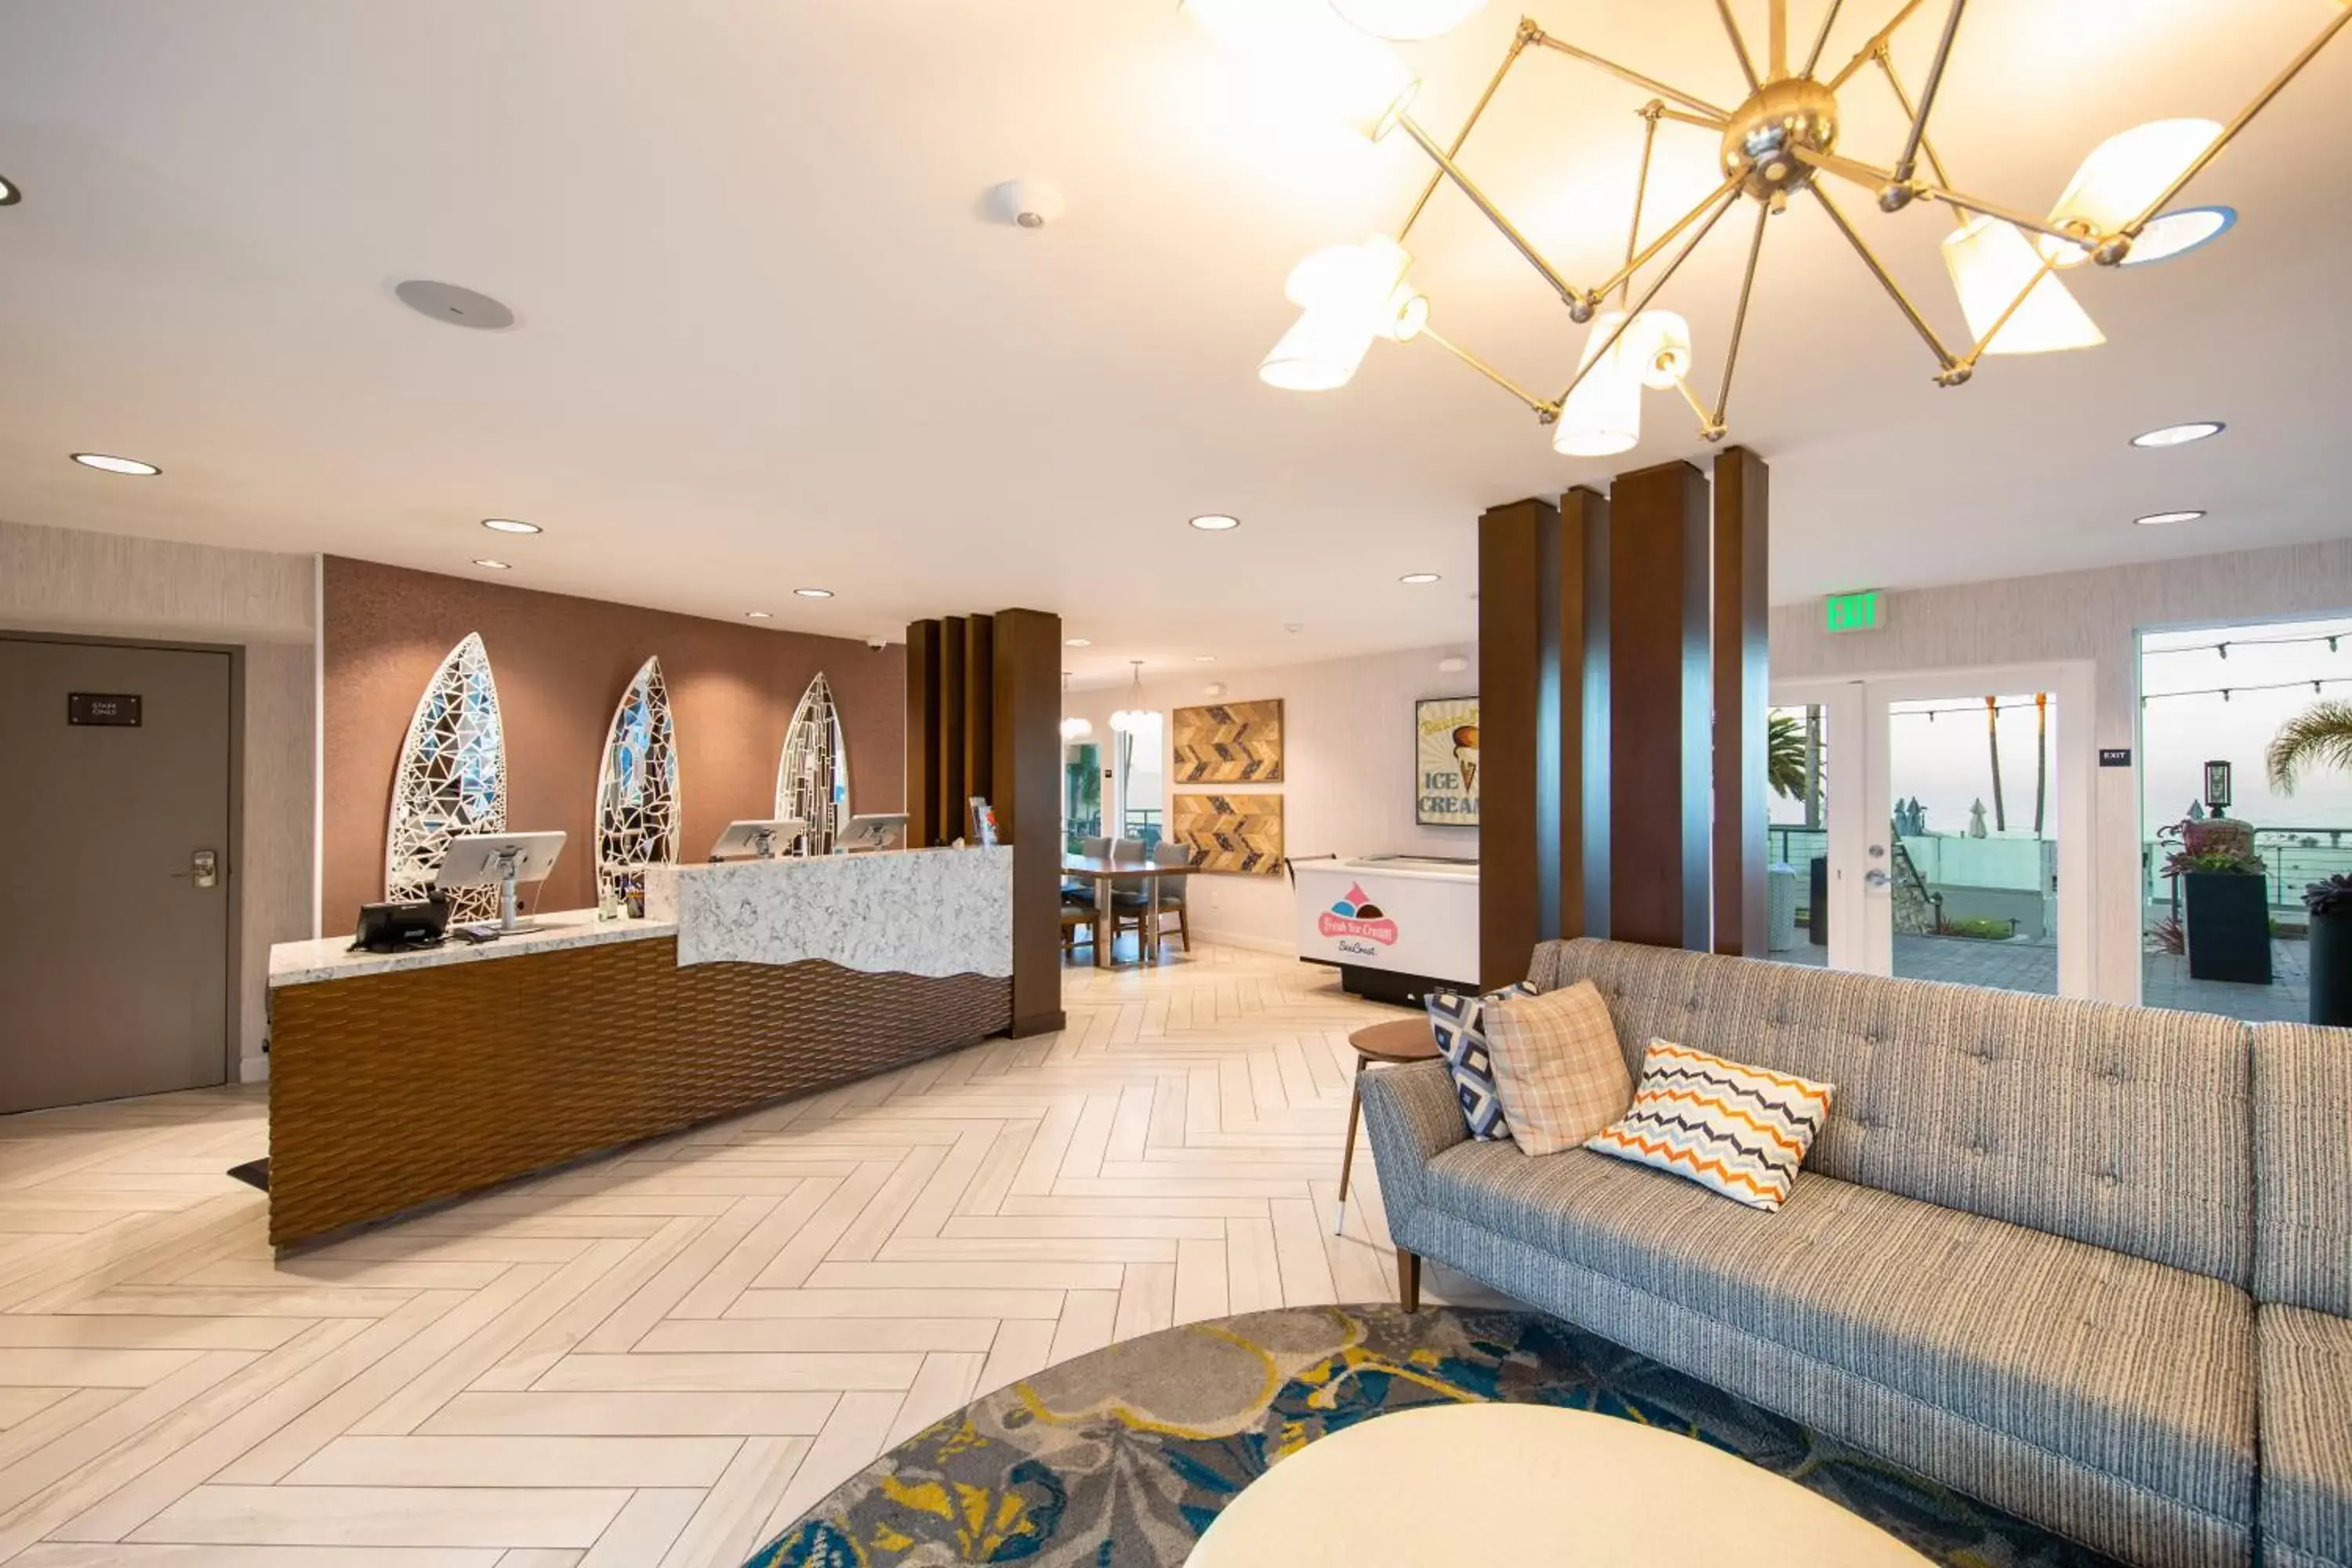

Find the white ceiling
[[2, 1, 2347, 686]]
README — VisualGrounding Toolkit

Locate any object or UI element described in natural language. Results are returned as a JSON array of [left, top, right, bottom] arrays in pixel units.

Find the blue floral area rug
[[746, 1304, 2114, 1566]]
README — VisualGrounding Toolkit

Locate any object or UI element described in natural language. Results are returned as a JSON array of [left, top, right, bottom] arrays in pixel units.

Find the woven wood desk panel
[[268, 938, 1011, 1248]]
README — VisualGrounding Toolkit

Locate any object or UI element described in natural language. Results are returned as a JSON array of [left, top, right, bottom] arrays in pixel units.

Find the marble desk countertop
[[644, 846, 1013, 979], [269, 909, 677, 989]]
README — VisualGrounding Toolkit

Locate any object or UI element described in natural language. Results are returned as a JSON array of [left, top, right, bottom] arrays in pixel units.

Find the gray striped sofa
[[1359, 937, 2352, 1568]]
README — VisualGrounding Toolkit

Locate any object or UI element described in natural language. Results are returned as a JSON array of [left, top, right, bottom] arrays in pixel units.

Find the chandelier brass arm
[[1419, 324, 1562, 417], [1824, 0, 1926, 92], [1587, 169, 1747, 316], [1554, 181, 1744, 409], [1710, 200, 1775, 439], [1889, 0, 1966, 191], [1809, 181, 1963, 380], [2120, 2, 2352, 244], [1870, 43, 1955, 191], [1790, 143, 2089, 253], [1399, 114, 1593, 309], [1525, 29, 1729, 122], [1714, 0, 1763, 93], [1397, 20, 1537, 242], [1801, 0, 1846, 79]]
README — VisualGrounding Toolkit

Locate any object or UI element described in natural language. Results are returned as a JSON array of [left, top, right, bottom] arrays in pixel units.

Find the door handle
[[1864, 869, 1891, 890], [169, 849, 220, 890]]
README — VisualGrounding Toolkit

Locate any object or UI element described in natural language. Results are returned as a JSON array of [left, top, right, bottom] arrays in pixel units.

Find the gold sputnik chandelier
[[1183, 0, 2350, 456]]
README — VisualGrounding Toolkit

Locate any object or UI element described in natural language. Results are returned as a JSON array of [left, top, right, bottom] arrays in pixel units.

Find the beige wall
[[1771, 538, 2352, 1002], [1065, 643, 1479, 954], [0, 517, 314, 1078]]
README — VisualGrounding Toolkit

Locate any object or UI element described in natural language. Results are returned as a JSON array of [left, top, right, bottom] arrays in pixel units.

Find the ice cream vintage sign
[[1415, 697, 1479, 827]]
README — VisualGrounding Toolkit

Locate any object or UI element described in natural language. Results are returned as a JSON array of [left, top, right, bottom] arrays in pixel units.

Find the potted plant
[[2305, 875, 2352, 1027], [2157, 817, 2271, 985], [2269, 701, 2352, 1025]]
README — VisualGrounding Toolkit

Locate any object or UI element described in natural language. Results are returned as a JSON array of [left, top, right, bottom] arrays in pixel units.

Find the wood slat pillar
[[963, 614, 996, 818], [990, 608, 1065, 1036], [1477, 492, 1603, 989], [1561, 485, 1610, 942], [905, 620, 943, 850], [1607, 460, 1711, 951], [1712, 446, 1770, 956], [935, 616, 967, 843]]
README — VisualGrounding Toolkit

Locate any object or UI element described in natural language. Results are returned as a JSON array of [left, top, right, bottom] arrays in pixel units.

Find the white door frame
[[1773, 661, 2097, 998]]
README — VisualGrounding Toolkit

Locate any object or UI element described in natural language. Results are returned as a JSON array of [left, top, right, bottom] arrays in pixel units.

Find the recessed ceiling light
[[2130, 421, 2225, 449], [1189, 514, 1242, 532], [481, 517, 541, 535], [71, 452, 160, 476], [2122, 206, 2236, 267], [394, 278, 517, 331], [474, 558, 513, 569], [745, 610, 772, 620], [1399, 572, 1442, 585], [793, 587, 833, 599], [0, 175, 20, 206], [1065, 637, 1091, 648], [2134, 510, 2206, 527]]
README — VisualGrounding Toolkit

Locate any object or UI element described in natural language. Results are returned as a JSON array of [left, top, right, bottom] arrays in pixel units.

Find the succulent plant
[[2303, 874, 2352, 916]]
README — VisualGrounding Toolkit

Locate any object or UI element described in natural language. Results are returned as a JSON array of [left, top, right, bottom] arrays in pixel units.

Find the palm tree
[[2267, 699, 2352, 793], [1984, 695, 2007, 831], [1767, 712, 1807, 800]]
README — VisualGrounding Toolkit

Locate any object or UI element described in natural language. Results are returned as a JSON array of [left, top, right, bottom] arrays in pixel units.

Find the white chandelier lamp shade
[[1624, 309, 1693, 390], [1060, 715, 1093, 741], [1261, 237, 1421, 390], [1330, 0, 1488, 42], [1261, 307, 1377, 390], [1940, 216, 2105, 356], [1181, 0, 1419, 140], [2042, 119, 2222, 266], [1552, 310, 1643, 458]]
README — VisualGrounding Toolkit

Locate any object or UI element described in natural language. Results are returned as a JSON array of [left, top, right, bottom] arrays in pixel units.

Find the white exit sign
[[1824, 590, 1886, 633]]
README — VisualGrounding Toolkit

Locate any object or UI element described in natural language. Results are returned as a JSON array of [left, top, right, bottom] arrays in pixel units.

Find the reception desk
[[267, 848, 1013, 1250]]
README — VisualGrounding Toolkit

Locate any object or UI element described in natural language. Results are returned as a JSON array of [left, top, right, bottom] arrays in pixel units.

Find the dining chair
[[1066, 835, 1114, 905]]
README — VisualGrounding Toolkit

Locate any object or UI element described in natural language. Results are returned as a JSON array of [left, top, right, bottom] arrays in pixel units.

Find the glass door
[[1773, 666, 2093, 998]]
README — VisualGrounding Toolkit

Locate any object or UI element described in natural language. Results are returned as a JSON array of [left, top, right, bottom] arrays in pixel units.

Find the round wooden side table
[[1338, 1016, 1442, 1242]]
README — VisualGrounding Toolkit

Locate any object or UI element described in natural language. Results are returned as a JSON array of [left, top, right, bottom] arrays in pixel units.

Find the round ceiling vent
[[394, 279, 516, 331]]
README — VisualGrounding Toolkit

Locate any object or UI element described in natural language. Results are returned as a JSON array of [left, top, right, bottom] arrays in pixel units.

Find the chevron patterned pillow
[[1584, 1041, 1835, 1212], [1425, 982, 1534, 1139]]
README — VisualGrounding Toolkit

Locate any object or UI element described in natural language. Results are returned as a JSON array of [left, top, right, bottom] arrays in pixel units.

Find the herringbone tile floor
[[0, 944, 1504, 1565]]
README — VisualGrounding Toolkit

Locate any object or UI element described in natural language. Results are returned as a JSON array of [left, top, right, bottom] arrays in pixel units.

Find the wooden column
[[1479, 497, 1553, 991], [1560, 486, 1609, 942], [991, 608, 1065, 1036], [963, 614, 996, 822], [1607, 460, 1711, 950], [935, 617, 967, 844], [1712, 447, 1770, 956], [904, 620, 943, 850]]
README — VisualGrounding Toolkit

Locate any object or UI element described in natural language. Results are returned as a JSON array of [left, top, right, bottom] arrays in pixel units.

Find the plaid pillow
[[1483, 980, 1635, 1156], [1425, 982, 1535, 1139], [1586, 1040, 1835, 1212]]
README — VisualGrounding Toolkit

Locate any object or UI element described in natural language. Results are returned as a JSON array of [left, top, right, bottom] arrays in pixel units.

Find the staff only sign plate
[[1416, 697, 1479, 826]]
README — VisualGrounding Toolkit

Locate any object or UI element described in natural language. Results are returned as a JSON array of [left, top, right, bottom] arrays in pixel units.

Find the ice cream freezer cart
[[1291, 855, 1479, 1007]]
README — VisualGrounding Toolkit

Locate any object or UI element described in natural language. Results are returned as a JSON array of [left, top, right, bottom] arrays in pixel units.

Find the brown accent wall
[[321, 557, 903, 933]]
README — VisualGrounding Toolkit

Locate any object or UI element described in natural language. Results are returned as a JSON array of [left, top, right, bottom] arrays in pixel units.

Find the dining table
[[1062, 854, 1187, 970]]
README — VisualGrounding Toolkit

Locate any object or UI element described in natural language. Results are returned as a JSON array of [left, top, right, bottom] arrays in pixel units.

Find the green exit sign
[[1824, 590, 1886, 633]]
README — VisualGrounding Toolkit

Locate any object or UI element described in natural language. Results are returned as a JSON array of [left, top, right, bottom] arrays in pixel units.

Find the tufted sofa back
[[2252, 1022, 2352, 1314], [1527, 938, 2253, 1288]]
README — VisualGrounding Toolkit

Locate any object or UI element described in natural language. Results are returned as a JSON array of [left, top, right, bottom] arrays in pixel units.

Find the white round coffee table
[[1186, 1403, 1933, 1566]]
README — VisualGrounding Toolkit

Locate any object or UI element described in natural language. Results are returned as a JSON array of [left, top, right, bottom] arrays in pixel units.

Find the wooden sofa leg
[[1396, 1249, 1421, 1314]]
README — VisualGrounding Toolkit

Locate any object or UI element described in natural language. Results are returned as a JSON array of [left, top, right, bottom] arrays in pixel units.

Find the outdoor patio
[[1772, 934, 2312, 1022]]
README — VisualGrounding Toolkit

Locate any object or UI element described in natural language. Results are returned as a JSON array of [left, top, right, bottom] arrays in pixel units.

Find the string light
[[2145, 628, 2352, 657]]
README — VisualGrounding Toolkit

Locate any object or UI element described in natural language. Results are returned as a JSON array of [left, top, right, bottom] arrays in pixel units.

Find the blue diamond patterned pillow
[[1426, 982, 1537, 1139]]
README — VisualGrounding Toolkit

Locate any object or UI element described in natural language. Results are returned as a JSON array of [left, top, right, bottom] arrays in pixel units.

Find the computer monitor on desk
[[837, 814, 907, 853], [709, 818, 806, 861], [436, 831, 567, 934]]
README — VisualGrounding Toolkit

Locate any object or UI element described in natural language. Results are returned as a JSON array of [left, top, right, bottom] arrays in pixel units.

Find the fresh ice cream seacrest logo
[[1317, 882, 1399, 946]]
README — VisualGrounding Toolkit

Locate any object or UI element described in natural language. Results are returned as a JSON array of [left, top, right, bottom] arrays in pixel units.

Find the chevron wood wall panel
[[1172, 700, 1284, 784], [1173, 791, 1284, 876]]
